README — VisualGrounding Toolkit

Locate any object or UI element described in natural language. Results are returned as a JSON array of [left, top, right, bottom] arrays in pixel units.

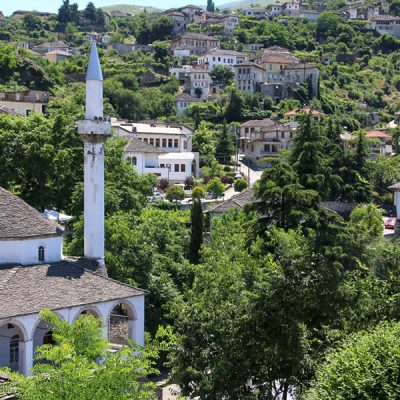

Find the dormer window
[[38, 246, 45, 262]]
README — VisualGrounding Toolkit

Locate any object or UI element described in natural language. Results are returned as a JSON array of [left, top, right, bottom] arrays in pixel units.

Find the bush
[[223, 165, 232, 172], [185, 176, 194, 189], [158, 178, 169, 191], [220, 175, 233, 184], [166, 186, 185, 202], [192, 186, 206, 199], [233, 178, 248, 192], [203, 176, 211, 184], [206, 178, 225, 198]]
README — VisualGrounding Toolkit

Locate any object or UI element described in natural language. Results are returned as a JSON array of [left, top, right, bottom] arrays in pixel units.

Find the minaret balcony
[[77, 119, 111, 136]]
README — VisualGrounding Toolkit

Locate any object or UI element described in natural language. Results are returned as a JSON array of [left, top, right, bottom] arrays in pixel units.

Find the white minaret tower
[[77, 42, 111, 276]]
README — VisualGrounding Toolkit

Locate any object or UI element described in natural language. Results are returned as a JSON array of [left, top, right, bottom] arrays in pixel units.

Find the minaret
[[77, 42, 111, 276]]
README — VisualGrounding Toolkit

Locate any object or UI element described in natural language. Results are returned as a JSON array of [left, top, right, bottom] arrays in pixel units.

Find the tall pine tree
[[189, 198, 204, 264]]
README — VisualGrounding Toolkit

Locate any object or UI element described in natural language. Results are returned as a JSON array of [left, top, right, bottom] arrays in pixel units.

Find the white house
[[240, 119, 298, 163], [169, 64, 194, 79], [197, 49, 248, 71], [115, 122, 199, 181], [233, 62, 266, 94], [175, 92, 202, 114], [368, 15, 400, 38], [0, 90, 50, 116], [0, 43, 146, 377], [243, 6, 267, 18], [185, 69, 212, 99]]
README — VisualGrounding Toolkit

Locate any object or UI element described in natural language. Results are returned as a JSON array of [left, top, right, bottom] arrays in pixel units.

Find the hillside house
[[175, 92, 202, 114], [240, 119, 299, 163], [116, 122, 199, 181], [368, 15, 400, 38], [234, 62, 266, 94], [184, 69, 212, 98], [197, 49, 248, 71], [171, 32, 220, 55], [0, 90, 50, 116], [243, 6, 267, 18]]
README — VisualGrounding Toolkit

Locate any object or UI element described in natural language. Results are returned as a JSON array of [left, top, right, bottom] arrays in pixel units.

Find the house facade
[[119, 124, 199, 181], [234, 62, 266, 94], [197, 49, 248, 71], [184, 69, 212, 99], [171, 32, 220, 55], [175, 92, 201, 114], [368, 15, 400, 38], [0, 90, 50, 116], [243, 7, 267, 18], [240, 119, 298, 163]]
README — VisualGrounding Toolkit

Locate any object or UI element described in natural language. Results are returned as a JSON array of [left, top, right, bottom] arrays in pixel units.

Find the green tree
[[255, 160, 320, 230], [206, 177, 225, 198], [57, 0, 72, 24], [234, 178, 248, 192], [84, 1, 97, 23], [216, 123, 235, 161], [151, 16, 174, 42], [192, 122, 217, 166], [0, 44, 18, 83], [166, 185, 185, 203], [23, 14, 42, 31], [316, 12, 341, 41], [207, 0, 215, 12], [153, 40, 171, 63], [348, 204, 383, 241], [211, 65, 235, 84], [0, 309, 158, 400], [192, 185, 206, 199], [189, 198, 203, 264], [306, 322, 400, 400], [225, 88, 243, 122]]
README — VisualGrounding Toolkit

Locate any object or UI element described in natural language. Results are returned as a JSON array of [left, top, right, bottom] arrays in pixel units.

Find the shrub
[[185, 176, 194, 189], [234, 178, 248, 192], [158, 178, 169, 191], [220, 175, 233, 184], [166, 186, 185, 202], [206, 178, 225, 198], [192, 186, 206, 199]]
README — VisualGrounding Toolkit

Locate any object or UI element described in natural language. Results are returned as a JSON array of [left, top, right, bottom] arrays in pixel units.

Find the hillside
[[218, 0, 275, 9], [101, 4, 162, 15]]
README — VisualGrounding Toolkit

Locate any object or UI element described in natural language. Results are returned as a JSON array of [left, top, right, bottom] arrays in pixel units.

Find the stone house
[[171, 32, 220, 55], [240, 119, 299, 163], [233, 62, 266, 94], [175, 92, 202, 114], [0, 90, 50, 116], [197, 49, 248, 71]]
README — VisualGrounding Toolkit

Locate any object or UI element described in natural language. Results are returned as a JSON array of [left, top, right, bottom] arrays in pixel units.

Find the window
[[245, 127, 249, 133], [149, 138, 154, 146], [281, 132, 285, 138], [264, 144, 271, 152], [132, 156, 137, 165], [10, 334, 19, 364], [160, 163, 165, 168], [168, 139, 173, 147], [174, 164, 180, 172], [43, 331, 55, 345], [38, 246, 45, 262], [251, 145, 254, 152], [181, 164, 186, 172], [162, 139, 167, 147], [174, 139, 179, 148], [183, 140, 187, 149], [144, 138, 148, 143], [156, 139, 160, 147]]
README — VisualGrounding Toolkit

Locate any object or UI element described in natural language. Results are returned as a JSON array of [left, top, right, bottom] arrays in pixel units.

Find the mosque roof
[[0, 258, 146, 319], [86, 41, 103, 81], [0, 187, 63, 240]]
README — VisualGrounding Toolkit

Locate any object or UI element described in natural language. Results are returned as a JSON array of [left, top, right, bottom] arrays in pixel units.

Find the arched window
[[38, 246, 45, 262], [10, 334, 19, 364], [132, 156, 137, 166]]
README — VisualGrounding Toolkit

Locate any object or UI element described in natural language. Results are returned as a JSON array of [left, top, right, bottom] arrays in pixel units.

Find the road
[[237, 159, 263, 188]]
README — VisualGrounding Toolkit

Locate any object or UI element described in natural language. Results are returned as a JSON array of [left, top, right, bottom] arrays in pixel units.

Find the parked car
[[148, 192, 165, 202], [385, 217, 397, 229]]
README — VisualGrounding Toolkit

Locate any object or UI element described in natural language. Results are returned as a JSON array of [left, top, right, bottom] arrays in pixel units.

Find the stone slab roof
[[124, 137, 167, 153], [0, 187, 63, 240], [0, 106, 22, 116], [207, 188, 255, 213], [175, 93, 202, 102], [388, 182, 400, 190], [0, 258, 145, 319]]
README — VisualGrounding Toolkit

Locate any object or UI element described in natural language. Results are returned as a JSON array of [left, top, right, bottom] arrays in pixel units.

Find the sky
[[0, 0, 212, 16]]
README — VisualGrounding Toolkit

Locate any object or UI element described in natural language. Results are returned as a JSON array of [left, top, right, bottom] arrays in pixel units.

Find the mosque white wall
[[0, 236, 63, 265]]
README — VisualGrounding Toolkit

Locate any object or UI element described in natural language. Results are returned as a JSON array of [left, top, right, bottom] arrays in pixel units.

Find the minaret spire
[[77, 42, 111, 276]]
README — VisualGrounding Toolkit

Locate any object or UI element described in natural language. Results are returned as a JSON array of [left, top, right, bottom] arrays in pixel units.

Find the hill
[[101, 4, 162, 15], [218, 0, 275, 9]]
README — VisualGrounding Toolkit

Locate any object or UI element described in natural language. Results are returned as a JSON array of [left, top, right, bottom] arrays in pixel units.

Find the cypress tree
[[189, 198, 204, 264]]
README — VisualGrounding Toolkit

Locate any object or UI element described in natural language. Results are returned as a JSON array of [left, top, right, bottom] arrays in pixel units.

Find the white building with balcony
[[197, 49, 248, 71], [116, 122, 199, 181], [240, 119, 298, 163]]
